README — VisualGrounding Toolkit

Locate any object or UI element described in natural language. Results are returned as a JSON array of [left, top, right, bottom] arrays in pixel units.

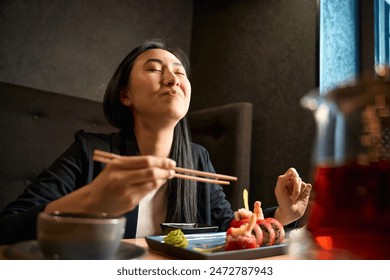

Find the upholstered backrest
[[0, 82, 115, 212], [187, 102, 253, 211]]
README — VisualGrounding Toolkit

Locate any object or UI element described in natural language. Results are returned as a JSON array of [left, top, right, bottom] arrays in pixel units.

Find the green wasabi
[[163, 229, 188, 248]]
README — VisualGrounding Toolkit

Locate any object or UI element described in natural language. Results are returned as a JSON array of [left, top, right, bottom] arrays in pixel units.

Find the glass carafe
[[301, 67, 390, 259]]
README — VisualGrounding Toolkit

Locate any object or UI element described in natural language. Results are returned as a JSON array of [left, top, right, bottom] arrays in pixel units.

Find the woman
[[0, 39, 311, 244]]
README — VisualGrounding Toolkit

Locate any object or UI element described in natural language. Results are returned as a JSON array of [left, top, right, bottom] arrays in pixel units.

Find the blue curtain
[[320, 0, 359, 94], [319, 0, 359, 163], [375, 0, 390, 65]]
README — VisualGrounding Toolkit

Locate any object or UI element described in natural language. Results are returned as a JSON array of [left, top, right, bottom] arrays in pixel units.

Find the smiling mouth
[[165, 89, 181, 96]]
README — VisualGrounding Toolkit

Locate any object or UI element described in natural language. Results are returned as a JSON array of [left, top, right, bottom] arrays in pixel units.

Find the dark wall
[[0, 0, 193, 101], [189, 0, 317, 208]]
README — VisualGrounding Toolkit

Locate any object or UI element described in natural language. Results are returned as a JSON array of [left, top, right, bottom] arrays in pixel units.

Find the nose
[[163, 70, 180, 87]]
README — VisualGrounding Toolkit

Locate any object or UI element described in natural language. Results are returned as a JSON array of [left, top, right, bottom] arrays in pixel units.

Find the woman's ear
[[120, 89, 132, 107]]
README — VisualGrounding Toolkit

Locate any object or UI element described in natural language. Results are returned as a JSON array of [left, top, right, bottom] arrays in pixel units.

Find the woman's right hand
[[273, 168, 312, 225], [45, 155, 176, 215]]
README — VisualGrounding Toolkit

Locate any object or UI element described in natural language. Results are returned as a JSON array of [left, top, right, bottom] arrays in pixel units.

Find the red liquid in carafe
[[307, 160, 390, 259]]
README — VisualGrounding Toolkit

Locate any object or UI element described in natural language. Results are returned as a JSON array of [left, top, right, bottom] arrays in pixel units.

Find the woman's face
[[121, 48, 191, 126]]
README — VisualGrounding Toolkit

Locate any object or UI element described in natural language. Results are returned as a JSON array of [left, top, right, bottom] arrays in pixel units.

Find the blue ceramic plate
[[145, 232, 287, 260]]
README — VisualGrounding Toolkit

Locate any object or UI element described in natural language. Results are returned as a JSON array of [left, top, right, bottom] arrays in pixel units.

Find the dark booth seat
[[0, 82, 115, 212], [0, 81, 253, 213]]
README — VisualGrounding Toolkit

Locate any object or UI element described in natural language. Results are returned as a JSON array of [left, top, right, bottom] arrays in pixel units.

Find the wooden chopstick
[[93, 149, 237, 185], [172, 167, 237, 181]]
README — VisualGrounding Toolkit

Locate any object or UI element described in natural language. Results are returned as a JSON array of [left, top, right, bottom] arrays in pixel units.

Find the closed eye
[[147, 68, 162, 72], [175, 71, 186, 76]]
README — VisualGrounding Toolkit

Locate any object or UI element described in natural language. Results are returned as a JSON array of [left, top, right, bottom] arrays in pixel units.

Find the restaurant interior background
[[0, 0, 377, 210]]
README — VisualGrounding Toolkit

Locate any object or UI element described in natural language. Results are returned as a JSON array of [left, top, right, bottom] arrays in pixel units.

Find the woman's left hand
[[273, 167, 312, 225]]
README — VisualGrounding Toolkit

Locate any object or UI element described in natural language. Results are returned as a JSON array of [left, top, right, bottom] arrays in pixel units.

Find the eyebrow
[[144, 58, 183, 68]]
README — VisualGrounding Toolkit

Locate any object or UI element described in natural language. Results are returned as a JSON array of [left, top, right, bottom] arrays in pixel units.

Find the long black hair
[[103, 39, 197, 223]]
